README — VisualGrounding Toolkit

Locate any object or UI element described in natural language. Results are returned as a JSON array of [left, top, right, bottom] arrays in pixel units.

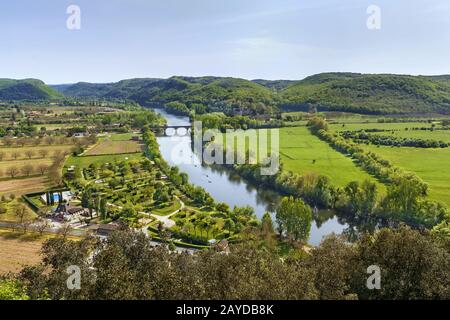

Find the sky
[[0, 0, 449, 84]]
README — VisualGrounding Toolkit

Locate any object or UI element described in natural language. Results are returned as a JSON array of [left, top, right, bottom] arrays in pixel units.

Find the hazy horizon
[[1, 0, 449, 84]]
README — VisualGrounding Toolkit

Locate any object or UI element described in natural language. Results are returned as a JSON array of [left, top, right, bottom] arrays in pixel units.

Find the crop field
[[0, 176, 53, 197], [0, 145, 75, 158], [0, 158, 56, 176], [362, 144, 450, 207], [0, 144, 76, 196], [0, 230, 45, 274], [108, 133, 141, 141], [84, 140, 142, 156], [279, 127, 385, 189]]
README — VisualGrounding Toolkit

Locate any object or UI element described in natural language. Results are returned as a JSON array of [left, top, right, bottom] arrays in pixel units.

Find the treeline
[[164, 101, 191, 116], [0, 135, 94, 148], [341, 131, 449, 148], [3, 226, 450, 300], [89, 109, 165, 128], [194, 113, 283, 131], [232, 160, 447, 229]]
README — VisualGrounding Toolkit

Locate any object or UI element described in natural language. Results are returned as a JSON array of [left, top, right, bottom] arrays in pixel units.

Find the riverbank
[[152, 108, 350, 246]]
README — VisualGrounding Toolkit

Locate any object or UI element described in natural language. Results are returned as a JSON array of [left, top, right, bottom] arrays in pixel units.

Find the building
[[92, 223, 120, 237], [53, 202, 89, 221]]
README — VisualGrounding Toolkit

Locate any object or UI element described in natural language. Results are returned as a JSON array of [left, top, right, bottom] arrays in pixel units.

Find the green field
[[279, 127, 385, 190], [329, 122, 437, 132], [376, 130, 450, 143], [84, 140, 142, 156], [65, 153, 144, 169], [362, 145, 450, 207], [109, 133, 140, 141]]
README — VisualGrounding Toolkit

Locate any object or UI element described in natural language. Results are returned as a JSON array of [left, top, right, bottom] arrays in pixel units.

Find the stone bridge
[[149, 125, 192, 136]]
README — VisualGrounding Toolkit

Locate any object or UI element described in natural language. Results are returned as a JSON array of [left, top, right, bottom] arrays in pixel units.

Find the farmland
[[84, 140, 142, 156], [0, 143, 80, 197], [279, 126, 385, 189], [316, 117, 450, 207], [0, 229, 44, 274], [0, 176, 53, 197], [362, 145, 450, 207], [376, 130, 450, 143], [0, 135, 93, 198]]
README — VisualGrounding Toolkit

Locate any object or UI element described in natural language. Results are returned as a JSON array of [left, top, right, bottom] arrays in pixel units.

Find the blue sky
[[0, 0, 449, 84]]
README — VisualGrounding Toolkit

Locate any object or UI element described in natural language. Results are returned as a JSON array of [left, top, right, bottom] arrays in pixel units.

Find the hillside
[[53, 76, 277, 115], [20, 72, 450, 115], [252, 79, 297, 91], [280, 73, 450, 114], [0, 79, 63, 101]]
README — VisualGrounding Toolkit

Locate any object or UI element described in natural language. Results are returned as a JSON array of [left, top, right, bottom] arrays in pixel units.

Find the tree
[[3, 137, 13, 147], [11, 151, 21, 160], [52, 150, 62, 159], [34, 219, 50, 236], [153, 185, 170, 203], [7, 166, 19, 178], [24, 150, 35, 159], [343, 180, 378, 217], [38, 149, 48, 158], [21, 164, 34, 176], [57, 223, 73, 240], [308, 235, 357, 300], [381, 175, 428, 220], [45, 136, 55, 145], [0, 279, 29, 300], [37, 164, 48, 176], [81, 189, 94, 218], [14, 203, 28, 224], [20, 220, 33, 234], [276, 196, 312, 242], [99, 197, 108, 220], [261, 212, 276, 249], [351, 227, 450, 299]]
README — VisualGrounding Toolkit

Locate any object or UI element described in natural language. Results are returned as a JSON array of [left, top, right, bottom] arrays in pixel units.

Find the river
[[154, 108, 349, 245]]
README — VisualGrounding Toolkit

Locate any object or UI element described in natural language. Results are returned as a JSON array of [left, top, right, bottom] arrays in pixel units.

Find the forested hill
[[0, 79, 63, 100], [53, 76, 277, 114], [15, 72, 450, 114], [280, 73, 450, 114]]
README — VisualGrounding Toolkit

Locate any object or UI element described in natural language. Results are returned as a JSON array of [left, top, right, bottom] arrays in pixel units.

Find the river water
[[154, 108, 349, 245]]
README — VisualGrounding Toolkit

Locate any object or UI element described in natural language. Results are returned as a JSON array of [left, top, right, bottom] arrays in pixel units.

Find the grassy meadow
[[84, 140, 142, 156], [329, 122, 438, 132], [279, 127, 385, 190], [363, 144, 450, 207]]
